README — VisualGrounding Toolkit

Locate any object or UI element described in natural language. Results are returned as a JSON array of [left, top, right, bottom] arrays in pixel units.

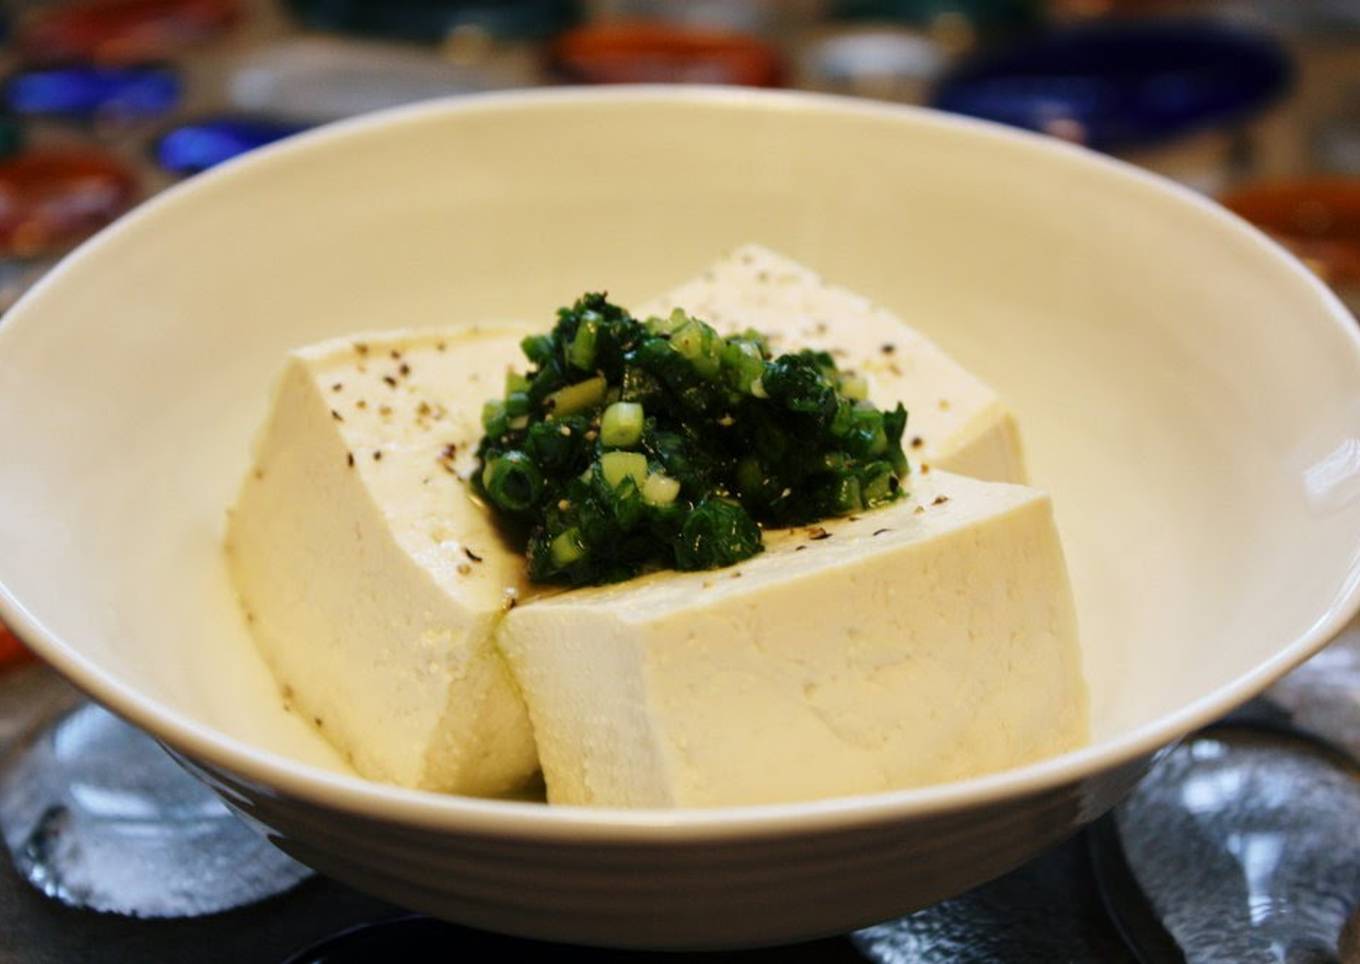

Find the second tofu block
[[497, 470, 1087, 807], [640, 244, 1027, 483]]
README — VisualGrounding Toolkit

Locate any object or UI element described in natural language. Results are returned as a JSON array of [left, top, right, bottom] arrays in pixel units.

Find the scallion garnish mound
[[473, 293, 910, 585]]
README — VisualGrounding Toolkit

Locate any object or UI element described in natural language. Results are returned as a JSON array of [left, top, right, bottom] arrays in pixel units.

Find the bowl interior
[[1, 88, 1358, 802]]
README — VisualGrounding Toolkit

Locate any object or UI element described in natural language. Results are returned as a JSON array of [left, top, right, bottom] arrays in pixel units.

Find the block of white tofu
[[497, 470, 1087, 807], [226, 327, 539, 795], [639, 244, 1027, 484]]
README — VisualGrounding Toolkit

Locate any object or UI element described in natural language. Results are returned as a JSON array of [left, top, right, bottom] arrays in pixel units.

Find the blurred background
[[1, 6, 1359, 959], [0, 0, 1356, 676]]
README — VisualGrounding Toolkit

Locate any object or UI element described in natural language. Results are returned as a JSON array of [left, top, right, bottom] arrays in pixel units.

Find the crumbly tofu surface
[[226, 327, 539, 794], [498, 470, 1087, 807]]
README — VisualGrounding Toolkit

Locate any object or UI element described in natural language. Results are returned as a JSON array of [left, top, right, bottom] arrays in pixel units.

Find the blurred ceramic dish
[[0, 87, 1357, 950]]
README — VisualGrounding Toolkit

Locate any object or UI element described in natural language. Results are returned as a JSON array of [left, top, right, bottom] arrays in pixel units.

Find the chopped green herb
[[473, 292, 910, 585]]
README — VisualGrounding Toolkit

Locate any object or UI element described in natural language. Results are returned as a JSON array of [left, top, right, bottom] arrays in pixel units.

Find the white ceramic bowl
[[1, 88, 1358, 950]]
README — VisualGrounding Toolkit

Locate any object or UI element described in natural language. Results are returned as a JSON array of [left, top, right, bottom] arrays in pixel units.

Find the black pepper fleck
[[346, 452, 354, 468], [373, 451, 383, 461], [873, 528, 891, 536], [464, 547, 483, 563], [932, 495, 950, 506], [910, 436, 923, 449], [881, 343, 896, 354], [331, 382, 343, 392], [399, 363, 411, 377], [383, 375, 398, 388], [331, 409, 343, 422]]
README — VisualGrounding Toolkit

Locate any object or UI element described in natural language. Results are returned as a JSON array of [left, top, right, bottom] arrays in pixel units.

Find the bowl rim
[[3, 85, 1359, 842]]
